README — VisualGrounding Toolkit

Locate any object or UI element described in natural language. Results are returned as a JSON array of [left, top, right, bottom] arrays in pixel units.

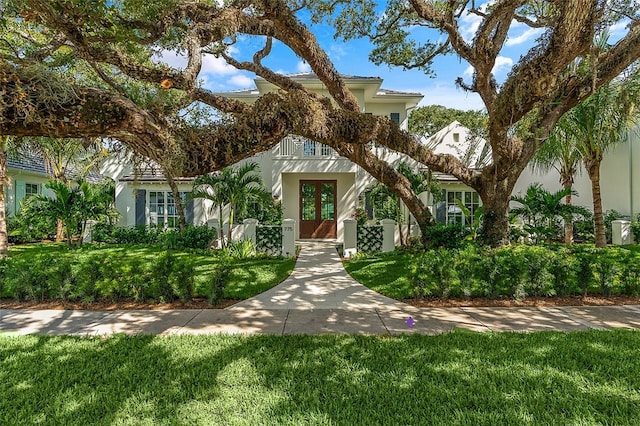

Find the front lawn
[[342, 251, 413, 299], [1, 243, 296, 303], [1, 330, 639, 424]]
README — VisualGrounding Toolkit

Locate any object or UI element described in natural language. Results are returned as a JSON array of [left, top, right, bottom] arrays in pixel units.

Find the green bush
[[160, 226, 216, 250], [409, 244, 640, 300], [225, 239, 257, 259], [0, 248, 225, 304], [208, 256, 231, 305], [422, 224, 470, 249]]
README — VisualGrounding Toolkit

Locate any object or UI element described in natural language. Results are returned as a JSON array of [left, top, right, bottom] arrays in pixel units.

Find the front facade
[[223, 74, 424, 241]]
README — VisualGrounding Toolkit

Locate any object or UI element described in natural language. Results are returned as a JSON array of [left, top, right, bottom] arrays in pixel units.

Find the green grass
[[6, 243, 296, 300], [1, 330, 639, 424], [343, 252, 413, 299]]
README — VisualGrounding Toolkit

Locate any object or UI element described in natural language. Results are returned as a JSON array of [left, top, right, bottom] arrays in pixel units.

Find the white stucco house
[[103, 74, 439, 241]]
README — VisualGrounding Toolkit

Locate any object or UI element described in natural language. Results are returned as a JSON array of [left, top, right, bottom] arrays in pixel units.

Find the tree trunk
[[228, 207, 234, 242], [587, 160, 606, 247], [0, 140, 8, 258], [564, 192, 574, 244], [166, 175, 187, 230], [56, 219, 65, 242], [560, 171, 575, 244], [478, 179, 514, 247]]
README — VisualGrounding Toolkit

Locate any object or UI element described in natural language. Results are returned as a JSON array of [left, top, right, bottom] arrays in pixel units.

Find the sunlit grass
[[1, 330, 639, 424], [343, 252, 413, 299]]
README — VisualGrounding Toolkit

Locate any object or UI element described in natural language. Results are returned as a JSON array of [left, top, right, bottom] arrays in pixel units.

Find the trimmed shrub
[[409, 244, 640, 300], [422, 224, 470, 249]]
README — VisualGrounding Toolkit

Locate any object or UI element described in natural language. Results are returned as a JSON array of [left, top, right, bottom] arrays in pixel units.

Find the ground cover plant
[[1, 330, 639, 425], [0, 244, 295, 305], [345, 245, 640, 301]]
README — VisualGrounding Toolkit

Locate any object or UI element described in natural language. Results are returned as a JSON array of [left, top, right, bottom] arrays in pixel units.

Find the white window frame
[[445, 190, 480, 226], [148, 191, 188, 229]]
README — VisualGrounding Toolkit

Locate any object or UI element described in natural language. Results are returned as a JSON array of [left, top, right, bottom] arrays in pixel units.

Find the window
[[14, 181, 40, 213], [25, 183, 39, 199], [390, 113, 400, 125], [303, 140, 316, 157], [446, 190, 480, 225], [148, 191, 189, 228], [453, 132, 460, 142]]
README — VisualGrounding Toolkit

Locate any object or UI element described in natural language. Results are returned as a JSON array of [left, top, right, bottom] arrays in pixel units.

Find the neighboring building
[[4, 153, 52, 216]]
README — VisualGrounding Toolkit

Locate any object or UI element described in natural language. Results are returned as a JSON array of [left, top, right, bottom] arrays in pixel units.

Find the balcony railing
[[278, 135, 337, 158]]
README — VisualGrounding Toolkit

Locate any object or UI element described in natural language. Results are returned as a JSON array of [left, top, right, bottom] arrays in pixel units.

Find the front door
[[300, 180, 337, 239]]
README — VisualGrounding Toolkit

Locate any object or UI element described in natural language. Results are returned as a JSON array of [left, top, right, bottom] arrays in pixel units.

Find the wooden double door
[[299, 180, 337, 239]]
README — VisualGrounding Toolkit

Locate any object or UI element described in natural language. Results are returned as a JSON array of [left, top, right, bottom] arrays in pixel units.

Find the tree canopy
[[1, 0, 639, 245]]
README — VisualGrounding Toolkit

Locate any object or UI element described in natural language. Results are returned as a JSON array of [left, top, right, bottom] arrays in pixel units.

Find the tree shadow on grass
[[1, 329, 639, 424]]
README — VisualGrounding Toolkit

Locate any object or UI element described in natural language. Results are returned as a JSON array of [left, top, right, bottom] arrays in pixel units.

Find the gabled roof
[[8, 152, 105, 183], [8, 152, 47, 174]]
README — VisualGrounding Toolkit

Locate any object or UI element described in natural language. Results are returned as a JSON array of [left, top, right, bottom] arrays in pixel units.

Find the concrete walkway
[[2, 242, 640, 336]]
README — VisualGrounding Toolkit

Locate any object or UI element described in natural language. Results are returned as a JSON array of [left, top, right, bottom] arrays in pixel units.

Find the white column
[[381, 219, 396, 252], [207, 219, 221, 248], [243, 218, 258, 244], [83, 220, 97, 243], [612, 220, 633, 245], [282, 218, 296, 257], [343, 219, 357, 257]]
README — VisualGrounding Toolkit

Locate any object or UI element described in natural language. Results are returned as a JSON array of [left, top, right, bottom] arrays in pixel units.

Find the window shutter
[[135, 189, 146, 226], [15, 180, 26, 213], [185, 193, 194, 225], [436, 201, 447, 224]]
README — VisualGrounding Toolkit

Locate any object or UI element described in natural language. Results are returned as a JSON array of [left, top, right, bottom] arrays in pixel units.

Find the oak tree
[[1, 0, 639, 245]]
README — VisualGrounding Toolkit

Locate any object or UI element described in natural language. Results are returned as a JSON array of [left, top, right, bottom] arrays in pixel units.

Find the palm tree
[[511, 184, 590, 243], [531, 116, 583, 243], [26, 179, 117, 247], [564, 72, 640, 247], [20, 137, 108, 241], [192, 162, 269, 243]]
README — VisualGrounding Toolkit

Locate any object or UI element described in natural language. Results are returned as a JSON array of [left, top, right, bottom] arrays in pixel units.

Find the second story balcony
[[277, 135, 338, 158]]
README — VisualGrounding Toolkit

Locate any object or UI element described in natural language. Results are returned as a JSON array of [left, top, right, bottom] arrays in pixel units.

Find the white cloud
[[154, 50, 187, 69], [463, 65, 474, 78], [296, 61, 312, 73], [202, 53, 238, 76], [228, 74, 254, 87], [492, 56, 513, 75], [506, 27, 544, 46], [462, 56, 512, 79]]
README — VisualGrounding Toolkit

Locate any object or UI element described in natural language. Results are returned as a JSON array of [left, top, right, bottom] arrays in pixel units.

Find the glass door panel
[[301, 183, 316, 220], [321, 183, 335, 220]]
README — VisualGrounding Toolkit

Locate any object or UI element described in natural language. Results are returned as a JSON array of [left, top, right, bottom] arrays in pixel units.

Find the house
[[104, 74, 427, 241], [100, 72, 640, 243]]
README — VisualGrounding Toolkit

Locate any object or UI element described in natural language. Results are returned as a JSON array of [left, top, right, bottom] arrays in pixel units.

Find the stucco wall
[[514, 128, 640, 218], [4, 170, 52, 216]]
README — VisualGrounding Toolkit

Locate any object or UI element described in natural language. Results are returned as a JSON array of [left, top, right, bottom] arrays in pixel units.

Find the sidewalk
[[2, 242, 640, 336]]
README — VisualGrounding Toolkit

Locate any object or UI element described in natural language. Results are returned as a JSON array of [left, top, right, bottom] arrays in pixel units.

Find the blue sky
[[158, 4, 631, 111]]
